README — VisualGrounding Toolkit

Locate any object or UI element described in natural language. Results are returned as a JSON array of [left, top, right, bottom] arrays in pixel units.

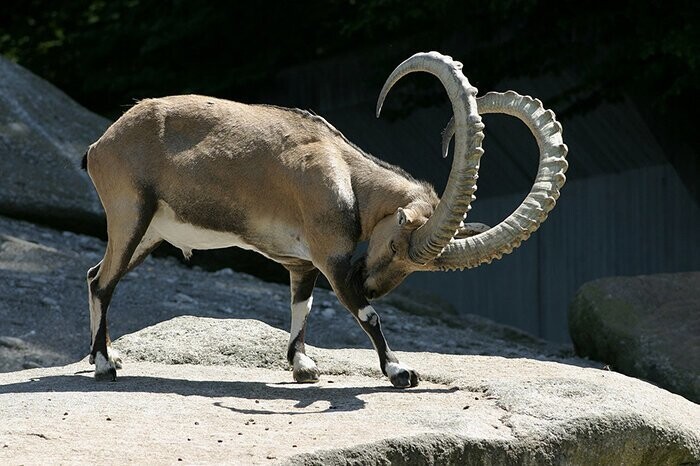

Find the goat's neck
[[353, 165, 428, 241]]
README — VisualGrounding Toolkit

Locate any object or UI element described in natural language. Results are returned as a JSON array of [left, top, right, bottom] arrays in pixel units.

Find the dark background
[[0, 1, 695, 122]]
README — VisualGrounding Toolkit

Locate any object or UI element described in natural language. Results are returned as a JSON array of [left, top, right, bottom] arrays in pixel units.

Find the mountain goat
[[83, 52, 568, 387]]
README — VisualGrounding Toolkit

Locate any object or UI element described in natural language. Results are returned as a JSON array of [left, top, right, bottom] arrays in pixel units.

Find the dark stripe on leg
[[287, 324, 307, 364], [291, 269, 319, 304]]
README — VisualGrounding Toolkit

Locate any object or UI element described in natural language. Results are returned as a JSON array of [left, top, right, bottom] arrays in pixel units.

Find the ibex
[[83, 52, 567, 387]]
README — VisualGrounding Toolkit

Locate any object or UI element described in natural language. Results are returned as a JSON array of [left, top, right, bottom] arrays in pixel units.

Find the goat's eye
[[390, 241, 397, 254]]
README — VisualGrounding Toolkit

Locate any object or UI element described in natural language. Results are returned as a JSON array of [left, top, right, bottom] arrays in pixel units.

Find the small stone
[[463, 405, 470, 410], [194, 421, 199, 425], [106, 417, 111, 421], [218, 440, 223, 443]]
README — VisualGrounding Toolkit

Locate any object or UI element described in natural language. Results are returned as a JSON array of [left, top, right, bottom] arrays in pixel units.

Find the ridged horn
[[425, 91, 568, 271], [377, 52, 485, 264]]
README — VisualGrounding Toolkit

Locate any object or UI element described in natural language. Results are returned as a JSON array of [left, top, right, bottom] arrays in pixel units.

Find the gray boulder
[[0, 317, 697, 465], [569, 272, 700, 403], [0, 56, 108, 233]]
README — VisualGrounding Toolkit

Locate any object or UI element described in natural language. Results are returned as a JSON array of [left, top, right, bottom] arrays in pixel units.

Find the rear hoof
[[93, 352, 118, 382], [95, 367, 117, 382]]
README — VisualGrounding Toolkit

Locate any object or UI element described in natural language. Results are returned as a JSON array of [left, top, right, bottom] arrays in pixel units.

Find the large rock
[[569, 272, 700, 403], [0, 317, 697, 465], [0, 56, 108, 233], [0, 213, 576, 374]]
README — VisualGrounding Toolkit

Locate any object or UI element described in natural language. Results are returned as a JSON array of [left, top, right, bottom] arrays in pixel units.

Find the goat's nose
[[367, 289, 377, 299]]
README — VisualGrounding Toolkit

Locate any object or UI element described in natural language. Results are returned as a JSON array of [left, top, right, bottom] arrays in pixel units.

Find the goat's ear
[[397, 208, 408, 226]]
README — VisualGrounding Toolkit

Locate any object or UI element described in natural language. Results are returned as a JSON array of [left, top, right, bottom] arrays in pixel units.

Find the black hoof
[[390, 369, 420, 388]]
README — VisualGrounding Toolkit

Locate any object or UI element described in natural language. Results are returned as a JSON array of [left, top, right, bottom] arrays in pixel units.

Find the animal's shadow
[[0, 372, 458, 414]]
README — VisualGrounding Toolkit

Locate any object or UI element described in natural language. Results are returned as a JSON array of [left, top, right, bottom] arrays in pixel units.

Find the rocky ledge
[[0, 317, 698, 465]]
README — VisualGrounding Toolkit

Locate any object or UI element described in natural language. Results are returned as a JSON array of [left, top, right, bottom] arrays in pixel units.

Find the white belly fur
[[150, 201, 311, 261]]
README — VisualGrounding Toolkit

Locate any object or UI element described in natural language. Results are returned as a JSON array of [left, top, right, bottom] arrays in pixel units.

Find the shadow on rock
[[0, 372, 458, 414]]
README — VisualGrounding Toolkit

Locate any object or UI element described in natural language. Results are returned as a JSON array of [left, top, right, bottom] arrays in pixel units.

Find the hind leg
[[87, 200, 158, 381], [286, 264, 320, 383]]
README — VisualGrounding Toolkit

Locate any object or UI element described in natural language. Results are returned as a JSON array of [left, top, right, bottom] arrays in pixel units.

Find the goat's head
[[358, 52, 569, 300], [363, 202, 433, 299]]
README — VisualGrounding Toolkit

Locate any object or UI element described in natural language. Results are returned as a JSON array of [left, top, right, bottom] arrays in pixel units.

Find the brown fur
[[87, 95, 438, 286]]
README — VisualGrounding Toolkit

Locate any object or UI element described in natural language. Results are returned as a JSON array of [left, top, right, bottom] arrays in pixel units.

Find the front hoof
[[292, 353, 320, 383], [387, 363, 420, 388]]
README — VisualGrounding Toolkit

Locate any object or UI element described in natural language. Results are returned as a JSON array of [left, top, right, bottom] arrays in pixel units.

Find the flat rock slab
[[0, 363, 481, 465], [2, 317, 697, 465]]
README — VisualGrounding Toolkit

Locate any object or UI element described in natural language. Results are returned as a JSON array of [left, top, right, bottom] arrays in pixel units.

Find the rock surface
[[0, 213, 576, 374], [1, 317, 698, 465], [569, 272, 700, 403], [0, 56, 108, 233]]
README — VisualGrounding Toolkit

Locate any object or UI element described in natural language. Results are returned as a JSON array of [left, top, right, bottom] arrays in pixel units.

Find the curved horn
[[425, 91, 569, 271], [377, 52, 485, 264]]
